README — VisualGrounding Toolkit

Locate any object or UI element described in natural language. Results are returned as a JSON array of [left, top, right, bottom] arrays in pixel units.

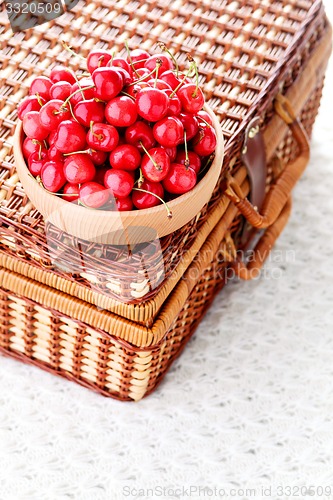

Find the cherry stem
[[186, 54, 199, 97], [63, 149, 93, 156], [125, 41, 141, 78], [157, 42, 179, 77], [32, 139, 43, 160], [35, 92, 44, 107], [35, 175, 78, 197], [169, 63, 194, 98], [90, 121, 103, 141], [136, 168, 144, 188], [61, 40, 86, 60], [183, 130, 190, 168], [120, 91, 136, 100], [139, 141, 161, 170], [61, 85, 95, 109], [71, 70, 86, 100], [200, 153, 215, 176], [198, 116, 213, 128], [154, 63, 159, 88], [127, 61, 161, 87], [133, 188, 172, 218]]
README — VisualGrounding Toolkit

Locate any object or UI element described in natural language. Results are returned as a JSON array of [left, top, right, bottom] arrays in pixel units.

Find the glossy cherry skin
[[162, 146, 177, 161], [114, 68, 132, 86], [92, 67, 123, 101], [175, 150, 201, 173], [79, 182, 110, 208], [29, 76, 53, 101], [48, 145, 64, 162], [124, 82, 148, 99], [163, 163, 197, 194], [63, 183, 80, 202], [88, 149, 107, 166], [23, 111, 49, 141], [134, 68, 151, 81], [164, 89, 182, 117], [23, 138, 47, 160], [70, 79, 95, 106], [144, 54, 173, 77], [136, 88, 169, 122], [146, 79, 172, 91], [41, 161, 66, 192], [63, 154, 96, 184], [87, 50, 113, 74], [125, 121, 155, 151], [105, 96, 138, 127], [74, 99, 105, 127], [153, 116, 184, 148], [86, 123, 119, 152], [178, 112, 199, 140], [18, 95, 45, 120], [50, 81, 72, 101], [109, 144, 141, 171], [141, 147, 170, 182], [128, 49, 150, 70], [39, 100, 71, 130], [177, 84, 205, 113], [192, 126, 217, 156], [48, 130, 57, 145], [28, 151, 48, 176], [196, 109, 213, 126], [50, 65, 76, 85], [109, 57, 131, 74], [104, 169, 134, 198], [132, 180, 164, 209], [116, 196, 133, 211], [54, 120, 87, 154], [160, 70, 183, 90]]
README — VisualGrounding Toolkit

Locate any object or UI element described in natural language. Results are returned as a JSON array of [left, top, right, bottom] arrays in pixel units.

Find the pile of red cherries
[[19, 43, 217, 213]]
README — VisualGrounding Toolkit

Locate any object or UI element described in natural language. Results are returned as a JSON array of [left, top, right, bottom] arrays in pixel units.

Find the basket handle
[[224, 94, 310, 229], [232, 196, 292, 280]]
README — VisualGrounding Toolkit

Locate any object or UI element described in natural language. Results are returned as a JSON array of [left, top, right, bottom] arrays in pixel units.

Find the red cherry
[[132, 180, 164, 209], [134, 68, 151, 81], [196, 110, 213, 126], [153, 116, 184, 148], [48, 145, 64, 162], [109, 57, 131, 74], [141, 147, 170, 182], [87, 123, 119, 152], [104, 169, 134, 198], [23, 111, 49, 140], [124, 82, 147, 99], [163, 163, 197, 194], [175, 150, 201, 173], [160, 70, 183, 90], [28, 150, 48, 176], [177, 84, 205, 113], [41, 161, 66, 192], [63, 183, 80, 202], [105, 96, 138, 127], [23, 138, 47, 160], [178, 112, 199, 140], [54, 120, 87, 154], [92, 67, 123, 101], [128, 49, 150, 69], [88, 149, 107, 166], [109, 144, 141, 171], [39, 100, 71, 130], [50, 65, 76, 85], [63, 154, 96, 184], [136, 88, 169, 122], [146, 79, 172, 91], [114, 68, 132, 86], [116, 196, 133, 211], [74, 99, 105, 127], [192, 125, 217, 156], [70, 79, 95, 107], [18, 95, 45, 120], [144, 54, 173, 77], [87, 50, 113, 74], [79, 182, 110, 208], [164, 89, 182, 116], [29, 76, 53, 101], [125, 121, 155, 151], [48, 130, 57, 145], [50, 81, 72, 101], [162, 146, 177, 161]]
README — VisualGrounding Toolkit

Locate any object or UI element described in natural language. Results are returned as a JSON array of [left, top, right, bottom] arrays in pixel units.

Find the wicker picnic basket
[[0, 0, 331, 400]]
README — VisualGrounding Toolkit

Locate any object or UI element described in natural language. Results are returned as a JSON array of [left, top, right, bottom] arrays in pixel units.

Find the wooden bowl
[[14, 106, 224, 245]]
